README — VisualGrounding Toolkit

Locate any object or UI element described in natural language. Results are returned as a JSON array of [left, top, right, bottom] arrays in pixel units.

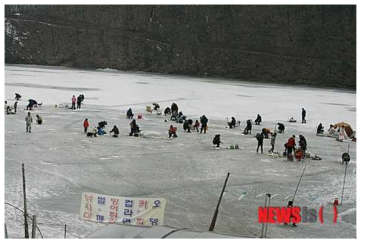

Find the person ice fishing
[[97, 126, 106, 135], [26, 99, 40, 110], [129, 119, 140, 136], [168, 125, 177, 138], [164, 107, 171, 116], [256, 131, 264, 154], [268, 132, 277, 153], [36, 115, 43, 124], [15, 93, 22, 100], [77, 95, 82, 109], [262, 128, 270, 139], [176, 111, 186, 123], [193, 120, 200, 132], [183, 119, 193, 132], [71, 95, 76, 110], [83, 118, 89, 133], [98, 121, 107, 129], [213, 134, 222, 147], [228, 117, 236, 129], [317, 123, 324, 135], [126, 108, 134, 119], [301, 108, 306, 123], [243, 119, 252, 134], [277, 123, 285, 133], [110, 125, 120, 138], [338, 125, 345, 142], [286, 135, 296, 160], [25, 112, 33, 133], [200, 115, 208, 134], [153, 103, 160, 111], [171, 103, 178, 114], [255, 114, 262, 125], [298, 135, 307, 158]]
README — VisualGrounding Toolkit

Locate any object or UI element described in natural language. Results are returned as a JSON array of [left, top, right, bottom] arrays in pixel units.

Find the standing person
[[25, 112, 33, 133], [268, 133, 277, 153], [109, 125, 120, 138], [256, 131, 264, 154], [301, 108, 306, 123], [193, 120, 200, 132], [255, 114, 262, 125], [213, 134, 222, 147], [71, 95, 76, 110], [298, 135, 307, 158], [171, 103, 178, 115], [14, 101, 18, 114], [200, 115, 208, 134], [36, 115, 43, 124], [77, 95, 82, 109], [286, 135, 296, 160], [83, 118, 89, 133], [126, 108, 134, 119]]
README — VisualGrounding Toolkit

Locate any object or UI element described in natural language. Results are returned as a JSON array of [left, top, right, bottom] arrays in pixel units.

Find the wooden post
[[64, 225, 67, 239], [209, 172, 230, 232], [22, 163, 29, 238], [31, 215, 37, 238]]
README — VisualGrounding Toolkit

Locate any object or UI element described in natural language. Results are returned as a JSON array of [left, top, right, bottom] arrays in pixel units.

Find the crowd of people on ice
[[5, 93, 356, 162]]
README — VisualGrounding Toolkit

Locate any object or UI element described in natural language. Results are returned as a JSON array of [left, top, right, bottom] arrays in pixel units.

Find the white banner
[[80, 192, 166, 226]]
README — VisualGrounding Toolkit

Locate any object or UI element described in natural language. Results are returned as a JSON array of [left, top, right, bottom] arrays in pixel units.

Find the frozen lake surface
[[4, 65, 356, 238]]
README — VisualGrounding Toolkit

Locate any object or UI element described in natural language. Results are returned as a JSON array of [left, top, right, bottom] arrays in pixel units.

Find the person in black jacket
[[213, 134, 222, 147], [183, 119, 193, 132], [301, 108, 306, 123], [110, 125, 120, 137], [171, 103, 178, 114], [164, 107, 171, 116], [317, 123, 324, 135], [228, 117, 236, 129], [77, 95, 82, 109], [298, 135, 307, 157], [129, 119, 140, 136], [126, 108, 134, 119], [98, 121, 107, 129], [200, 115, 208, 134], [255, 114, 262, 125], [278, 123, 285, 133], [243, 119, 252, 134], [256, 131, 264, 153]]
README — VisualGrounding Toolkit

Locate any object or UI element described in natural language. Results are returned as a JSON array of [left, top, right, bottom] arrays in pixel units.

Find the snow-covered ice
[[4, 65, 356, 238]]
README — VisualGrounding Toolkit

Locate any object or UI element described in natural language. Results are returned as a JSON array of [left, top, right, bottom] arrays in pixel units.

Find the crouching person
[[213, 134, 222, 147], [36, 115, 43, 124], [130, 119, 140, 136], [110, 125, 120, 138], [168, 125, 177, 138]]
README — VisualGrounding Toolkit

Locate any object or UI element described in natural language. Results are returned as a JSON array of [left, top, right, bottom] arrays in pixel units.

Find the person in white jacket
[[25, 112, 33, 133]]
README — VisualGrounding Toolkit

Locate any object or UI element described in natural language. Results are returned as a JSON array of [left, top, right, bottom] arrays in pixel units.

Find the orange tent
[[334, 122, 354, 137]]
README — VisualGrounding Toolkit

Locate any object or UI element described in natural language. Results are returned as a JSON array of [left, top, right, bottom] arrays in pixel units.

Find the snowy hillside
[[4, 65, 356, 238]]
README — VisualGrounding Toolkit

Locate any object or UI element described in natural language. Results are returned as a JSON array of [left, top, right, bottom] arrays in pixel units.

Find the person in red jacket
[[168, 125, 177, 138], [286, 135, 296, 160], [83, 118, 89, 133]]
